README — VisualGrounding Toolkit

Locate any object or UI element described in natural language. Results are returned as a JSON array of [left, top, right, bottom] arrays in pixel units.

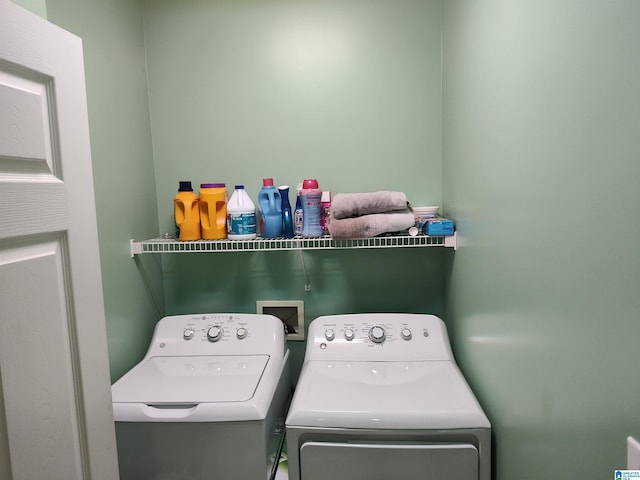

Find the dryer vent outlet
[[256, 300, 305, 341]]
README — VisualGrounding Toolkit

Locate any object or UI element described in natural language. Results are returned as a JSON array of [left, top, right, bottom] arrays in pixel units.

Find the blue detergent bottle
[[258, 178, 283, 238], [279, 185, 294, 239]]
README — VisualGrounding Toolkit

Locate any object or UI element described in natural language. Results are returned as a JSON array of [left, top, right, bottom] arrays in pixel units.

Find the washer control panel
[[145, 313, 286, 357], [308, 313, 453, 362]]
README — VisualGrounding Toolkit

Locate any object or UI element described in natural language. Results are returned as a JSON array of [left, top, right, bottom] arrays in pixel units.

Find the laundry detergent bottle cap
[[302, 179, 319, 189], [178, 181, 194, 192]]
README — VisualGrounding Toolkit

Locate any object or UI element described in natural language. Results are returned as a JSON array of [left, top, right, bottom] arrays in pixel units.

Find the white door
[[0, 1, 119, 479]]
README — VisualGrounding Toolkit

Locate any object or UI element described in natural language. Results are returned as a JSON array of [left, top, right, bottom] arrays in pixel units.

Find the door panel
[[300, 441, 478, 480], [0, 1, 119, 478], [0, 239, 82, 479]]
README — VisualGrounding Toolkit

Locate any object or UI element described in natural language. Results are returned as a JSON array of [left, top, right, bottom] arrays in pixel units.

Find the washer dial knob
[[325, 328, 335, 341], [207, 326, 223, 342], [344, 328, 355, 341], [401, 328, 412, 340], [369, 326, 386, 344], [236, 327, 248, 339], [183, 328, 195, 340]]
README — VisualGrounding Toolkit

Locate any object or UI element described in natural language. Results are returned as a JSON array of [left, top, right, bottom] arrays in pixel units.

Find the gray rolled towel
[[331, 191, 408, 219], [327, 209, 416, 239]]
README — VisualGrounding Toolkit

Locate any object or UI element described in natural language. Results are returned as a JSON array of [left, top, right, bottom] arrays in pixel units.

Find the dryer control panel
[[306, 313, 454, 362], [143, 313, 286, 358]]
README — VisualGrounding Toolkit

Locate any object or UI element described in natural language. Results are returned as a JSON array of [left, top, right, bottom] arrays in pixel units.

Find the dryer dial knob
[[401, 328, 412, 340], [207, 326, 223, 342], [344, 328, 355, 341], [236, 327, 248, 339], [325, 328, 335, 341], [183, 328, 195, 340], [369, 326, 386, 343]]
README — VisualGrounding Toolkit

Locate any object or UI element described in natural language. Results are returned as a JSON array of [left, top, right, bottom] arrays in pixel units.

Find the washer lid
[[112, 355, 269, 404], [286, 360, 490, 430]]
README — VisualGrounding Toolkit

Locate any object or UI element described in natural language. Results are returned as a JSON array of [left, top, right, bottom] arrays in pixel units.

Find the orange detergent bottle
[[174, 181, 201, 241], [199, 183, 227, 239]]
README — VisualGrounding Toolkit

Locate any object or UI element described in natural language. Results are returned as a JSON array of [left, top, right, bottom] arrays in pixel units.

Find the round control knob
[[325, 328, 335, 341], [344, 328, 355, 341], [401, 328, 412, 340], [369, 326, 386, 344], [183, 328, 195, 340], [207, 326, 223, 342], [236, 327, 248, 339]]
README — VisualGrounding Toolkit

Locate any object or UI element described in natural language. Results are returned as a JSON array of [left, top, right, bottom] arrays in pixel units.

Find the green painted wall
[[11, 0, 46, 16], [46, 0, 163, 382], [142, 0, 443, 220], [443, 0, 640, 477], [142, 0, 445, 382]]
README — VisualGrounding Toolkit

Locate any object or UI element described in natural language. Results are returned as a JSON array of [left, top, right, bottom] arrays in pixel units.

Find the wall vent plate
[[256, 300, 305, 341]]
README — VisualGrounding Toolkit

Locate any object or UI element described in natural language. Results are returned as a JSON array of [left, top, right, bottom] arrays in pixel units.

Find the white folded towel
[[331, 191, 408, 219], [327, 209, 416, 239]]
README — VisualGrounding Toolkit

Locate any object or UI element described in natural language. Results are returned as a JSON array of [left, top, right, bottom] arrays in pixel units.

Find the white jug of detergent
[[227, 185, 257, 240]]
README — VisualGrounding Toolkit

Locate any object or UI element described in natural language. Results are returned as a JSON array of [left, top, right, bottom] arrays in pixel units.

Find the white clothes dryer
[[112, 313, 290, 480], [285, 313, 490, 480]]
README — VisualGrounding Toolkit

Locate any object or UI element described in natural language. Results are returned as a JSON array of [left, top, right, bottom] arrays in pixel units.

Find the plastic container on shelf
[[320, 190, 332, 234], [227, 185, 257, 240], [258, 178, 283, 238], [300, 179, 323, 237], [294, 183, 303, 236], [199, 183, 227, 240], [174, 181, 201, 241], [279, 185, 294, 239], [413, 206, 439, 233]]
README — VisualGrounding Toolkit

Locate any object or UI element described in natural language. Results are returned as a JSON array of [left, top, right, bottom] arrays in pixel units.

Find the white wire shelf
[[130, 232, 456, 256]]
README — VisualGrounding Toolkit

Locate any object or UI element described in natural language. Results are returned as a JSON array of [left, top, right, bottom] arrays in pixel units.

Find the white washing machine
[[112, 313, 290, 480], [285, 313, 490, 480]]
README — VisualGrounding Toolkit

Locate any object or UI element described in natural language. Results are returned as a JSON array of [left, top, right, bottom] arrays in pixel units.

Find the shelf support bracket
[[445, 232, 457, 250], [130, 239, 143, 257], [297, 249, 311, 291]]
